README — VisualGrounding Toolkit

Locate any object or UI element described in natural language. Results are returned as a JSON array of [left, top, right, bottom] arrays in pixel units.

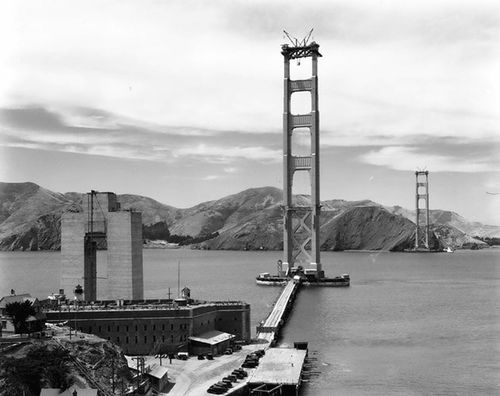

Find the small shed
[[146, 363, 169, 392], [189, 330, 235, 356]]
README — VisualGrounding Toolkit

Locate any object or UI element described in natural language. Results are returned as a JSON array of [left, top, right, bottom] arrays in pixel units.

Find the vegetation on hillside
[[0, 345, 74, 396]]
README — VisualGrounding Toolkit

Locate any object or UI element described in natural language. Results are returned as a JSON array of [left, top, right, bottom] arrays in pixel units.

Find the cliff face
[[0, 182, 74, 251], [388, 205, 498, 239], [431, 224, 487, 249], [0, 212, 62, 251], [0, 182, 496, 251], [320, 206, 417, 251]]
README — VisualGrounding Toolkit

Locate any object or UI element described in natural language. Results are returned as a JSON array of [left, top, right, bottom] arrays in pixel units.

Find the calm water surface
[[1, 248, 499, 395]]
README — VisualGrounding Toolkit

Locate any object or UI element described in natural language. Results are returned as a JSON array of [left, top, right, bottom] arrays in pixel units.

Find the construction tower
[[281, 38, 323, 279], [61, 191, 144, 301], [415, 171, 430, 250]]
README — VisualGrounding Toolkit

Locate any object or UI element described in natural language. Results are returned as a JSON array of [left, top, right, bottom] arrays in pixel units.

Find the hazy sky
[[1, 0, 499, 225]]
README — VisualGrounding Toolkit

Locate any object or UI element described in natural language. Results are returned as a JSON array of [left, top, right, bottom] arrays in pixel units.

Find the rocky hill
[[388, 205, 498, 239], [0, 182, 74, 250], [0, 331, 131, 396], [0, 182, 497, 252]]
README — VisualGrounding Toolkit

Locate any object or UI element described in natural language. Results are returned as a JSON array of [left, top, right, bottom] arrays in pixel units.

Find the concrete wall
[[215, 304, 251, 342], [46, 303, 250, 355], [61, 212, 86, 297], [107, 211, 143, 300]]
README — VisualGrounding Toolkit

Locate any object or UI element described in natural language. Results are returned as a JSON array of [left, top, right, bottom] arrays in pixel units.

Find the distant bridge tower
[[281, 35, 323, 279], [415, 171, 430, 250]]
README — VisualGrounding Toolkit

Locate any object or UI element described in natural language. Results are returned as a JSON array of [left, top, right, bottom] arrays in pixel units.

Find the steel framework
[[281, 40, 323, 279], [415, 171, 430, 250]]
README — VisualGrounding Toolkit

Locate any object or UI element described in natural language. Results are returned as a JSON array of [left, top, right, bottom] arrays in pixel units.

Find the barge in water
[[256, 266, 350, 287]]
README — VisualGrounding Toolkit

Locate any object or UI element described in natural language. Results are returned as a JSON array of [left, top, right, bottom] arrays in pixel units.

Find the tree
[[4, 300, 36, 335]]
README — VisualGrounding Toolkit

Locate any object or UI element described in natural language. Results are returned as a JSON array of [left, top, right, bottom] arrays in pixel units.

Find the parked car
[[242, 361, 257, 368], [234, 368, 248, 376], [227, 374, 238, 382], [207, 385, 226, 394], [206, 353, 214, 360], [255, 349, 266, 357], [231, 370, 245, 379], [224, 348, 233, 355], [220, 379, 233, 387]]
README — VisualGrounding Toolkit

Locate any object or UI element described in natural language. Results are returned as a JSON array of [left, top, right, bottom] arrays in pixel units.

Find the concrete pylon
[[61, 192, 143, 300]]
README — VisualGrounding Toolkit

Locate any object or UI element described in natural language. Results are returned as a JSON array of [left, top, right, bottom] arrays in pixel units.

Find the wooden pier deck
[[256, 280, 299, 342], [249, 347, 307, 387]]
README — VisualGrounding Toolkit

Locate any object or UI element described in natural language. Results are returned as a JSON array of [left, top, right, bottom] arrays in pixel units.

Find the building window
[[126, 336, 129, 344], [144, 324, 147, 331], [107, 337, 110, 341], [153, 335, 156, 342], [98, 326, 101, 332], [144, 336, 147, 344], [126, 325, 129, 332], [170, 335, 174, 343], [116, 336, 120, 343], [179, 336, 182, 342], [116, 325, 120, 332], [107, 325, 111, 332], [135, 325, 138, 332], [135, 336, 138, 344], [1, 321, 6, 329], [171, 324, 173, 331], [88, 326, 92, 333], [162, 335, 165, 342], [162, 324, 165, 331], [153, 324, 156, 331]]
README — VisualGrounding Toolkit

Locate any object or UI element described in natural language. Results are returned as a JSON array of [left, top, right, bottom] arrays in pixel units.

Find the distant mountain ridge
[[0, 182, 497, 251]]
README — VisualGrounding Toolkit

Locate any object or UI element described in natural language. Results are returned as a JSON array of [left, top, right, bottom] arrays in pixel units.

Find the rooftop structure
[[40, 387, 98, 396]]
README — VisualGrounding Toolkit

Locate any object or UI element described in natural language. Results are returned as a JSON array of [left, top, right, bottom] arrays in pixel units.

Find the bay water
[[1, 248, 498, 395]]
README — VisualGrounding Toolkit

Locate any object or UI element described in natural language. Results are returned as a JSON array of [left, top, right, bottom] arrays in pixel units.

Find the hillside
[[0, 183, 75, 250], [388, 205, 498, 238], [0, 330, 131, 396], [0, 182, 497, 252]]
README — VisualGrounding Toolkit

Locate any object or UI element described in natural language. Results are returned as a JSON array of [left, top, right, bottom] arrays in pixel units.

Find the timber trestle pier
[[256, 280, 300, 345]]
